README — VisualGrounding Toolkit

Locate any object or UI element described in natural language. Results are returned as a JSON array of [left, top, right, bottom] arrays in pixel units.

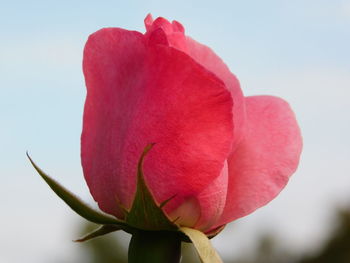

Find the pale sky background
[[1, 0, 350, 262]]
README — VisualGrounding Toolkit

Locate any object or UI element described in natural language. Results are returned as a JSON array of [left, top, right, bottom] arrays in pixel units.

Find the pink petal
[[144, 15, 188, 52], [185, 37, 246, 152], [82, 28, 146, 218], [168, 161, 228, 230], [194, 161, 228, 231], [81, 28, 234, 222], [144, 15, 245, 152], [214, 96, 302, 227], [144, 14, 154, 31]]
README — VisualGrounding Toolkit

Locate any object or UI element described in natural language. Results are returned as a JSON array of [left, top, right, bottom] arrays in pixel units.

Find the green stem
[[128, 230, 181, 263]]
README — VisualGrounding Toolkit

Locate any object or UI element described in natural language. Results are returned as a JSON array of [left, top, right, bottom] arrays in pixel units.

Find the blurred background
[[1, 0, 350, 262]]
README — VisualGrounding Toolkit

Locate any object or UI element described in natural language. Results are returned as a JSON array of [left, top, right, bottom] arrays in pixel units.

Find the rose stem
[[128, 230, 181, 263]]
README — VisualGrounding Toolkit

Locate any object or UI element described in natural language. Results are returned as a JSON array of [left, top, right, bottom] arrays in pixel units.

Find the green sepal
[[180, 227, 223, 263], [125, 144, 178, 231], [28, 147, 224, 261], [27, 153, 127, 227], [74, 224, 121, 242]]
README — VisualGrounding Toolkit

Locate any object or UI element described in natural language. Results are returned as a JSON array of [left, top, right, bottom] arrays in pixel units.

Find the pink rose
[[81, 14, 302, 232]]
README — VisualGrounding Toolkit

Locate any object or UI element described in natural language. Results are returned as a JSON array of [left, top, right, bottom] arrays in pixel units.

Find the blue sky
[[1, 0, 350, 262]]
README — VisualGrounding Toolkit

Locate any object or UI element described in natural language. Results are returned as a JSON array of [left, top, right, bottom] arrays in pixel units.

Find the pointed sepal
[[126, 144, 178, 231], [27, 153, 127, 227], [180, 227, 223, 263], [74, 224, 121, 242]]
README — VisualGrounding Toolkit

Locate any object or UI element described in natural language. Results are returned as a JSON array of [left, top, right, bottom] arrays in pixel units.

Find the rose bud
[[81, 14, 302, 233]]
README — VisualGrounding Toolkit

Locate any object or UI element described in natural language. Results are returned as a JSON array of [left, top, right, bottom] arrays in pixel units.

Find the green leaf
[[27, 153, 127, 227], [126, 144, 178, 231], [74, 224, 121, 242], [180, 227, 223, 263]]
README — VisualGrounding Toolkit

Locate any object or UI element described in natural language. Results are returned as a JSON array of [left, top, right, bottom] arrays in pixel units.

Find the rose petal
[[144, 15, 188, 52], [194, 161, 228, 231], [214, 96, 302, 226], [185, 37, 245, 152], [82, 28, 234, 221], [168, 161, 228, 230], [144, 15, 245, 152], [82, 28, 146, 218]]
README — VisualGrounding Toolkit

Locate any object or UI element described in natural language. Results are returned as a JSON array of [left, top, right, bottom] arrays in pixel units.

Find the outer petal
[[185, 38, 245, 152], [168, 161, 228, 230], [144, 14, 246, 152], [214, 96, 302, 227], [81, 28, 234, 222], [195, 161, 228, 230], [82, 28, 146, 218]]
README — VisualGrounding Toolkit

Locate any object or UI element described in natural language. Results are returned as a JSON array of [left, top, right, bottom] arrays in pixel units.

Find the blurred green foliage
[[298, 208, 350, 263], [75, 206, 350, 263], [77, 223, 127, 263], [231, 207, 350, 263]]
